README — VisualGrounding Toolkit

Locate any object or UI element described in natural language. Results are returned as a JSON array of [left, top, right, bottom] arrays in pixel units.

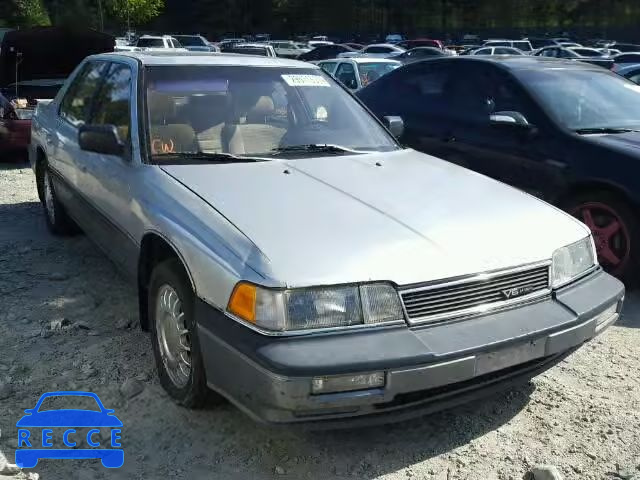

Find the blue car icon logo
[[16, 391, 123, 468]]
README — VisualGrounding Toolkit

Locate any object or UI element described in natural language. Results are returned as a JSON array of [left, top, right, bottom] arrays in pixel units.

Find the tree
[[109, 0, 164, 28], [13, 0, 51, 26]]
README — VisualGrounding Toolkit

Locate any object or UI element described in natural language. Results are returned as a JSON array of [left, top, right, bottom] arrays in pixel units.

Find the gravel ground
[[0, 162, 639, 480]]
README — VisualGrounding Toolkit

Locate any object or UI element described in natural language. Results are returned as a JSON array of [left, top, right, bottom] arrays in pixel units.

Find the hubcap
[[155, 285, 191, 388], [571, 202, 631, 275], [43, 170, 56, 224]]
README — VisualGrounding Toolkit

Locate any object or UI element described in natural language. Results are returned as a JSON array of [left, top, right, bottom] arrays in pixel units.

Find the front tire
[[39, 164, 77, 236], [149, 258, 217, 408]]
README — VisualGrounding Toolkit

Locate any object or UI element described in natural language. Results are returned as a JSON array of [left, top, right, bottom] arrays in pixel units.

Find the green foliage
[[108, 0, 164, 26], [12, 0, 51, 26]]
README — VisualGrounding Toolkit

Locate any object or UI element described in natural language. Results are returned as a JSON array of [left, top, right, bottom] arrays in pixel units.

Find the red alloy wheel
[[571, 202, 631, 276]]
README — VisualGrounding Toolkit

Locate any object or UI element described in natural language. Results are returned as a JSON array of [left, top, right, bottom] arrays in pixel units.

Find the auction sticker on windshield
[[15, 391, 124, 468], [282, 74, 331, 87]]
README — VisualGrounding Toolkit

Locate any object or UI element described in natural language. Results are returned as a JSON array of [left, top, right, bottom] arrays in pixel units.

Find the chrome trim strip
[[403, 289, 552, 326], [400, 260, 552, 294]]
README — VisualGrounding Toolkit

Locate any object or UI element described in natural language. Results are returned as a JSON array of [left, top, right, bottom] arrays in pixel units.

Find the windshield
[[516, 69, 640, 131], [512, 41, 532, 51], [176, 36, 205, 46], [137, 38, 164, 48], [358, 62, 399, 86], [144, 66, 398, 161]]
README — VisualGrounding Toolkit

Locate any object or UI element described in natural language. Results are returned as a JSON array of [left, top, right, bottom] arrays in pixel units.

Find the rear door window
[[59, 61, 108, 127]]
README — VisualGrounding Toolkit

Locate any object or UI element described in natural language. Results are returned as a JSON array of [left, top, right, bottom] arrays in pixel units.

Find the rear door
[[358, 61, 457, 159], [442, 63, 562, 197]]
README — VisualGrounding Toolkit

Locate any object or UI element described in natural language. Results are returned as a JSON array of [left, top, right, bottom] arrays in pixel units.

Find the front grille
[[401, 264, 550, 324]]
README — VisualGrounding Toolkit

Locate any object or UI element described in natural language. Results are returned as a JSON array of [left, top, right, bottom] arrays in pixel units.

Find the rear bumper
[[196, 270, 624, 424]]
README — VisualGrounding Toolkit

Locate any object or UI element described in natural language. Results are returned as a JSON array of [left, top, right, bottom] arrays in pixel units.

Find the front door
[[73, 61, 140, 277]]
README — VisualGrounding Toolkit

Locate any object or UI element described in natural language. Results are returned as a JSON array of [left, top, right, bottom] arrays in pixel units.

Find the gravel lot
[[0, 162, 639, 480]]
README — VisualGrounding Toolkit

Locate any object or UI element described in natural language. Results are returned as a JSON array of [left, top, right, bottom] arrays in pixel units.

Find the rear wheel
[[149, 258, 220, 408], [563, 192, 638, 283]]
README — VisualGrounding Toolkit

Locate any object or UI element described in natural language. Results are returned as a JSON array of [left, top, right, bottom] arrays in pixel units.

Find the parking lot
[[0, 163, 638, 480]]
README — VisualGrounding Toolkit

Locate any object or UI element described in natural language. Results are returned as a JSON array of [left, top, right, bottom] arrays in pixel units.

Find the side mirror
[[490, 111, 531, 128], [383, 116, 404, 138], [78, 125, 125, 156]]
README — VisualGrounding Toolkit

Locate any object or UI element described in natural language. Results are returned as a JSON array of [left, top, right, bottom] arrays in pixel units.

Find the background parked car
[[172, 35, 219, 52], [615, 63, 640, 83], [470, 46, 525, 55], [534, 46, 613, 68], [358, 56, 640, 281], [612, 53, 640, 70], [222, 43, 276, 57], [318, 57, 400, 90], [609, 42, 640, 52], [483, 39, 533, 53], [396, 39, 444, 50], [268, 40, 309, 58], [298, 44, 357, 62], [135, 35, 186, 51], [527, 38, 559, 49], [389, 46, 447, 63], [0, 27, 111, 158], [0, 92, 32, 159], [340, 43, 404, 58]]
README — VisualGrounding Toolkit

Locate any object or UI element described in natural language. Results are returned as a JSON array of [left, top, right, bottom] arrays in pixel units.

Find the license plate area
[[475, 339, 546, 376]]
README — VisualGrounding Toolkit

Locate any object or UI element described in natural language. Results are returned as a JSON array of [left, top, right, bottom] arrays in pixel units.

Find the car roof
[[419, 55, 605, 72], [93, 51, 314, 68], [366, 43, 398, 48], [347, 57, 401, 64]]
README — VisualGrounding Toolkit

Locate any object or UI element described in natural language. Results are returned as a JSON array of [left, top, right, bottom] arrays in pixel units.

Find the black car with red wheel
[[357, 56, 640, 283]]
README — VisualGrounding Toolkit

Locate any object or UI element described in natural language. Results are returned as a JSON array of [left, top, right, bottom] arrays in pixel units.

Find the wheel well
[[137, 234, 192, 331], [35, 148, 47, 203], [557, 181, 637, 211]]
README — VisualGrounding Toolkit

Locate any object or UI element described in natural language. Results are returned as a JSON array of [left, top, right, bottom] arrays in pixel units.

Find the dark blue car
[[359, 56, 640, 283], [16, 391, 123, 468]]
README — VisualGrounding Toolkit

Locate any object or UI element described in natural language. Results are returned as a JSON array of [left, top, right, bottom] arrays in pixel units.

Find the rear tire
[[39, 164, 78, 236], [562, 191, 639, 284], [149, 258, 221, 408]]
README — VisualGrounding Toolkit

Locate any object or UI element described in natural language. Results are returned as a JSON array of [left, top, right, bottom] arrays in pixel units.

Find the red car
[[0, 93, 32, 159]]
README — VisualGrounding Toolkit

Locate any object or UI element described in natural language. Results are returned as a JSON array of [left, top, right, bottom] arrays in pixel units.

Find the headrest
[[246, 96, 275, 123], [148, 92, 176, 124]]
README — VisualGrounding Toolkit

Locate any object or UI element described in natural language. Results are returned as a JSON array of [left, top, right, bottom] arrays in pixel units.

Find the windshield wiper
[[151, 152, 267, 164], [269, 144, 365, 155], [574, 127, 639, 135]]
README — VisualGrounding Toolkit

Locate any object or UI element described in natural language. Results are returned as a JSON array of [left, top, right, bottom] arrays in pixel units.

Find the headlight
[[551, 236, 597, 288], [227, 282, 404, 332]]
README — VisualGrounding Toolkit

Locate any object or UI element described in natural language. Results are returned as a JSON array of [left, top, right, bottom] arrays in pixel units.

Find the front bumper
[[196, 270, 624, 425]]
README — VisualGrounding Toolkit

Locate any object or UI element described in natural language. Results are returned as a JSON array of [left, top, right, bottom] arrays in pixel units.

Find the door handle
[[444, 135, 456, 143], [45, 134, 54, 145]]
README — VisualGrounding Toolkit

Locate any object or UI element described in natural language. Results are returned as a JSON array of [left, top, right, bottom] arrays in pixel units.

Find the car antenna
[[15, 51, 23, 100]]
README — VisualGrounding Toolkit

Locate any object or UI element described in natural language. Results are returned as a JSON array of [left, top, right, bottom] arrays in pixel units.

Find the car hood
[[580, 130, 640, 153], [161, 150, 589, 287], [16, 410, 123, 427]]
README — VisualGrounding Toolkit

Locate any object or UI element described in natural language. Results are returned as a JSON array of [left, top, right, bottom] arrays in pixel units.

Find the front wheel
[[39, 165, 78, 236], [148, 259, 219, 408], [563, 192, 638, 283]]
